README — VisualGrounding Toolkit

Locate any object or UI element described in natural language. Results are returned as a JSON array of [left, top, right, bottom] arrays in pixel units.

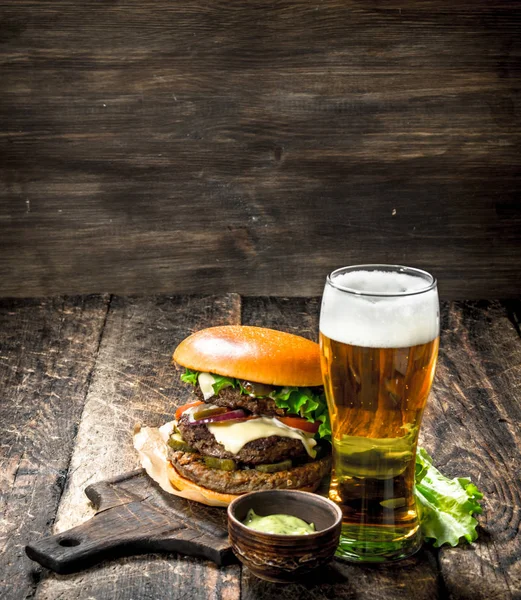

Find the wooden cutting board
[[25, 469, 236, 574]]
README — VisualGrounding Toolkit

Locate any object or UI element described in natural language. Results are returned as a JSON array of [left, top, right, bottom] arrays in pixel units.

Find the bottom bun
[[167, 461, 238, 506], [166, 461, 321, 507]]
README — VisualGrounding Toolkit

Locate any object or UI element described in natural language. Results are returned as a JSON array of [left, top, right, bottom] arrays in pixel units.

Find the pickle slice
[[204, 457, 237, 471], [241, 380, 276, 398], [193, 406, 228, 420], [255, 459, 292, 473], [314, 443, 330, 460], [168, 433, 196, 453]]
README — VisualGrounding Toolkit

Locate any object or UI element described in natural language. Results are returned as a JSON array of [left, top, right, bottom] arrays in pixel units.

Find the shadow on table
[[241, 546, 442, 599]]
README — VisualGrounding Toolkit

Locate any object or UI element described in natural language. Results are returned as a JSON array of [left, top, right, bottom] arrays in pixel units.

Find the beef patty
[[177, 415, 308, 465], [169, 450, 332, 495], [193, 386, 285, 417]]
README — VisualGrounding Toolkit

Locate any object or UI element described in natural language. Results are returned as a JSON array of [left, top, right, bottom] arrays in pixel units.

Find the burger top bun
[[173, 326, 323, 387]]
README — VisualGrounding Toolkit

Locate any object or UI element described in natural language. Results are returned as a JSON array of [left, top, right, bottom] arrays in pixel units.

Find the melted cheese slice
[[207, 417, 317, 458], [198, 372, 216, 401]]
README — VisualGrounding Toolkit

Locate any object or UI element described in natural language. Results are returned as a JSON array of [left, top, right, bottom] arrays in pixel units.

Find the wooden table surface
[[1, 295, 520, 600]]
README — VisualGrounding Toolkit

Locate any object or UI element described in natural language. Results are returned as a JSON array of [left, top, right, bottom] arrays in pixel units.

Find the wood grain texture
[[34, 556, 239, 600], [241, 552, 442, 600], [0, 296, 110, 600], [242, 296, 442, 599], [35, 295, 241, 600], [422, 300, 521, 600], [1, 1, 520, 299]]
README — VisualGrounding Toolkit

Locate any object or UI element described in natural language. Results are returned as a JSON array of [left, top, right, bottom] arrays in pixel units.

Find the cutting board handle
[[26, 499, 234, 574]]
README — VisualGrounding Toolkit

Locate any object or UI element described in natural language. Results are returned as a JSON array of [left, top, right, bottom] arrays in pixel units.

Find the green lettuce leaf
[[180, 369, 236, 394], [315, 403, 332, 441], [211, 374, 237, 394], [180, 368, 199, 386], [271, 387, 331, 442], [415, 447, 483, 547]]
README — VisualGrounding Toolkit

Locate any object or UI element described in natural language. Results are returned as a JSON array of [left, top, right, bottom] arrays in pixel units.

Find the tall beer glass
[[319, 265, 439, 562]]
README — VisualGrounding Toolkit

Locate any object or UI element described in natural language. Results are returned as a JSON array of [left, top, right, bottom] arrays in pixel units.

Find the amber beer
[[319, 265, 439, 562]]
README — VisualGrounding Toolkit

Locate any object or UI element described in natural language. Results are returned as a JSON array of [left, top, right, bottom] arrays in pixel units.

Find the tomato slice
[[175, 400, 204, 421], [278, 417, 319, 434]]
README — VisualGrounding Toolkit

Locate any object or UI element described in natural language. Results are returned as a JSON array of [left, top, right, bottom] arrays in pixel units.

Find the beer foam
[[320, 270, 439, 348]]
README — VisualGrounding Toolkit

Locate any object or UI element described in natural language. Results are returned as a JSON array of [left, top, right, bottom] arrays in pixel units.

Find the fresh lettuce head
[[415, 447, 483, 547]]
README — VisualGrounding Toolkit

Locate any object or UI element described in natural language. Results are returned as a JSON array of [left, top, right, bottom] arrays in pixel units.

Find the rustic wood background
[[1, 1, 520, 299]]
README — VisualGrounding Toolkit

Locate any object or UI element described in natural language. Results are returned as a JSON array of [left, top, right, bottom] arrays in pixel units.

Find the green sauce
[[243, 509, 315, 535]]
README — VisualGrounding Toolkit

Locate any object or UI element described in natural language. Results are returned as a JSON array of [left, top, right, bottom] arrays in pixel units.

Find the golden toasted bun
[[166, 461, 319, 507], [173, 326, 322, 387], [167, 461, 237, 506]]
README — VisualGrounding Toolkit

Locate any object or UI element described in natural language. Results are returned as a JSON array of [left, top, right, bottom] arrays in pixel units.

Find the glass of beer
[[319, 265, 439, 562]]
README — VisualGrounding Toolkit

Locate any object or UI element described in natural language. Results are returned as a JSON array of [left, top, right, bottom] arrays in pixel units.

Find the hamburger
[[167, 325, 331, 505]]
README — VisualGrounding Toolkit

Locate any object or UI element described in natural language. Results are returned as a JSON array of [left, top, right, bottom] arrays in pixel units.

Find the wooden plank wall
[[1, 1, 520, 299]]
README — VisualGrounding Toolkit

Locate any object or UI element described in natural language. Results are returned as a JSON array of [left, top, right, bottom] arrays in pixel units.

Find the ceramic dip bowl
[[227, 489, 342, 583]]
